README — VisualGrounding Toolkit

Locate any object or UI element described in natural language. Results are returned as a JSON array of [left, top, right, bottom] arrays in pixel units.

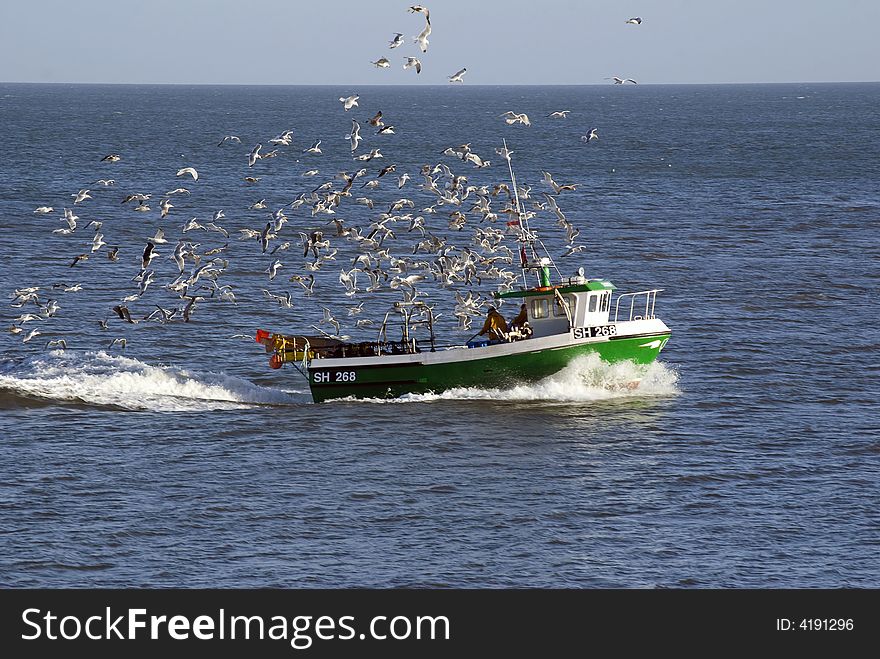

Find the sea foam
[[0, 350, 295, 411], [357, 353, 680, 404]]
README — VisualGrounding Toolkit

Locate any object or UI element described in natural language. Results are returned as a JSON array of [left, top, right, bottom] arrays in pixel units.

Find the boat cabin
[[496, 277, 615, 339]]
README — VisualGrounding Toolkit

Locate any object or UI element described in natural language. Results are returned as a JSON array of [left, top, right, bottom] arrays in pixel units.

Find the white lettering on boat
[[571, 325, 617, 340]]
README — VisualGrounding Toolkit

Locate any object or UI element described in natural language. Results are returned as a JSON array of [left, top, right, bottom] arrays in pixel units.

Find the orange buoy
[[269, 354, 283, 369]]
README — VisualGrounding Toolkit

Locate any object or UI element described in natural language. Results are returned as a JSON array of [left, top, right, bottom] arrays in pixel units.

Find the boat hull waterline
[[305, 323, 670, 402]]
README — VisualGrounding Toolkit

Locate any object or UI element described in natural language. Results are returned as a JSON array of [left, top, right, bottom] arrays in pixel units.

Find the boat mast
[[503, 139, 539, 288]]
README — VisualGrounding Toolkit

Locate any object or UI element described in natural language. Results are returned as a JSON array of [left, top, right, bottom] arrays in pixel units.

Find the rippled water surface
[[1, 83, 878, 587]]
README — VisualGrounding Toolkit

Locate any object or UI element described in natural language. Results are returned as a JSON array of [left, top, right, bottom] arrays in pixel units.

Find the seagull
[[500, 111, 531, 126], [368, 110, 384, 127], [250, 199, 267, 209], [260, 222, 273, 253], [72, 189, 92, 204], [320, 307, 341, 335], [149, 228, 168, 244], [217, 135, 241, 146], [108, 337, 127, 350], [448, 68, 467, 83], [289, 274, 316, 296], [408, 5, 430, 22], [261, 289, 293, 308], [142, 241, 159, 268], [581, 128, 599, 143], [562, 244, 587, 257], [372, 57, 391, 68], [248, 143, 262, 167], [101, 154, 122, 162], [389, 32, 404, 48], [172, 241, 187, 273], [70, 253, 90, 267], [608, 76, 638, 84], [403, 57, 422, 74], [176, 166, 199, 180], [269, 129, 294, 146], [112, 305, 136, 324], [414, 21, 431, 53], [547, 110, 571, 118], [542, 171, 578, 193], [96, 179, 115, 186], [45, 339, 67, 350], [339, 94, 359, 111], [376, 125, 395, 135], [121, 193, 151, 204], [34, 206, 54, 214], [91, 231, 107, 252], [304, 140, 322, 154], [266, 259, 283, 281], [348, 119, 362, 152], [302, 169, 319, 176], [107, 246, 120, 261], [182, 217, 205, 233], [22, 329, 42, 344], [625, 17, 642, 24], [160, 198, 173, 218]]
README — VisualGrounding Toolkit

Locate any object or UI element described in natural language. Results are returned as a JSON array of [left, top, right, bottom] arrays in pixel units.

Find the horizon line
[[2, 80, 879, 87]]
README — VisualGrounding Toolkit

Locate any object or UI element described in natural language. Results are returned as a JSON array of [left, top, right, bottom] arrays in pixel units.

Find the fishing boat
[[256, 147, 671, 403]]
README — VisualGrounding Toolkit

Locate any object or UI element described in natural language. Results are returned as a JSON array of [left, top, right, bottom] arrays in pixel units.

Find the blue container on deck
[[467, 338, 489, 349]]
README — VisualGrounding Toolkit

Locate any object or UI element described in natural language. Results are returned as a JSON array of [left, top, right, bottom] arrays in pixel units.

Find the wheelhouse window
[[553, 294, 574, 317], [588, 294, 598, 313], [599, 292, 610, 312], [531, 298, 549, 319]]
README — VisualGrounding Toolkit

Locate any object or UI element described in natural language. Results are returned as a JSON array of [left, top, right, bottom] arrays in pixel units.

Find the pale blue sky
[[1, 0, 878, 84]]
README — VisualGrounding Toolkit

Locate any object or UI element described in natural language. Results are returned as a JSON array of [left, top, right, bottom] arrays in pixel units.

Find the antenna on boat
[[503, 139, 551, 289]]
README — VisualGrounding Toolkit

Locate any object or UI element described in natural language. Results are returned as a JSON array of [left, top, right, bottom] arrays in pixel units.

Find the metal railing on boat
[[613, 289, 663, 322]]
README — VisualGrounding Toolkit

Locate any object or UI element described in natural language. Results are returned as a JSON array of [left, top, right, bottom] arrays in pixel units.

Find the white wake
[[0, 350, 295, 411], [358, 353, 680, 404]]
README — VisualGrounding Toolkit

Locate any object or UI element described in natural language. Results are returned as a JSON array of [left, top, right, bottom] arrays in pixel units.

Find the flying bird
[[403, 57, 422, 74], [372, 57, 391, 68], [142, 241, 159, 268], [248, 143, 262, 167], [217, 135, 241, 146], [176, 167, 199, 180], [448, 68, 467, 83], [547, 110, 571, 118], [625, 17, 642, 24], [501, 111, 531, 126], [408, 5, 430, 22], [368, 110, 384, 127], [389, 33, 404, 49], [101, 154, 122, 162], [266, 259, 283, 281], [339, 95, 359, 111], [304, 140, 322, 154], [414, 21, 431, 53], [72, 189, 92, 204], [581, 128, 599, 144], [348, 119, 362, 152], [608, 76, 638, 84]]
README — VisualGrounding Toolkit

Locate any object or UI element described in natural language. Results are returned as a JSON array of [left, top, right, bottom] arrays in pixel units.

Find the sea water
[[0, 83, 877, 587]]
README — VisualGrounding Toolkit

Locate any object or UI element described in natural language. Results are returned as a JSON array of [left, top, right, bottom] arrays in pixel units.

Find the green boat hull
[[307, 333, 671, 402]]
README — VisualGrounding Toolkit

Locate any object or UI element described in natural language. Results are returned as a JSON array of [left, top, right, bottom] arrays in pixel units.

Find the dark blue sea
[[0, 83, 877, 587]]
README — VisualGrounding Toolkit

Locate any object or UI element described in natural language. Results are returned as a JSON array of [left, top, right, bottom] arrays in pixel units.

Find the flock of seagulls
[[362, 5, 464, 83], [6, 8, 647, 353]]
